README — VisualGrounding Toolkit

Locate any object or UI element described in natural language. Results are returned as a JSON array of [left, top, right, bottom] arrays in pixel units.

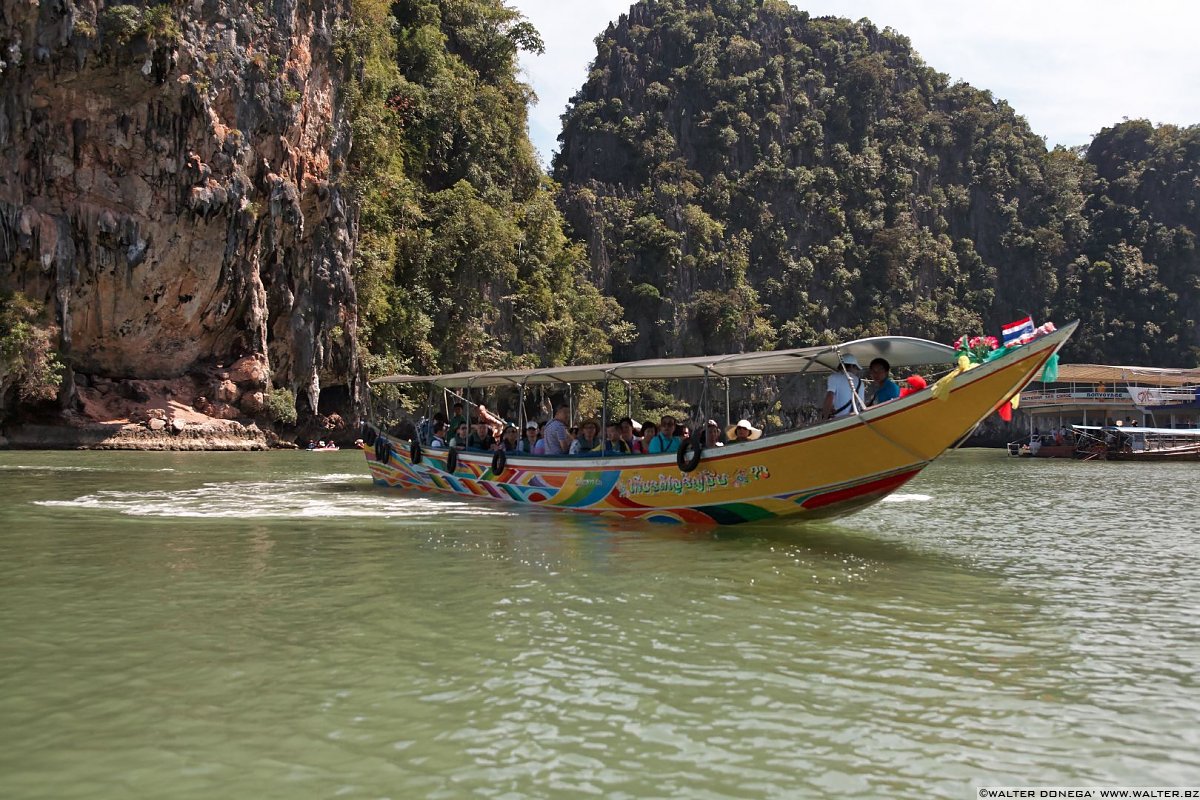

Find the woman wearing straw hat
[[725, 419, 763, 443]]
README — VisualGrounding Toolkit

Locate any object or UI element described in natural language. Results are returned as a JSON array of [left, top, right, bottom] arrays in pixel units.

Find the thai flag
[[1001, 316, 1036, 347]]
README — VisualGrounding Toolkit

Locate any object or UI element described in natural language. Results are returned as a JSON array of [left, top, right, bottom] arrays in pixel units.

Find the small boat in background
[[1073, 425, 1200, 461], [1007, 434, 1077, 458]]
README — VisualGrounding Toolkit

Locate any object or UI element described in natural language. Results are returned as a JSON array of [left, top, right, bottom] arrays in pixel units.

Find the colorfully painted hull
[[364, 324, 1076, 525]]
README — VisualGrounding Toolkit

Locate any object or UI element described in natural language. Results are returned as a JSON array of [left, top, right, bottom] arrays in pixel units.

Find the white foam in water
[[0, 465, 175, 473], [35, 473, 515, 519], [881, 493, 933, 503], [0, 465, 105, 472]]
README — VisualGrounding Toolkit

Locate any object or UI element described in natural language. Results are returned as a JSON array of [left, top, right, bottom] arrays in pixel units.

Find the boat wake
[[0, 465, 176, 473], [35, 473, 514, 519], [881, 493, 932, 503]]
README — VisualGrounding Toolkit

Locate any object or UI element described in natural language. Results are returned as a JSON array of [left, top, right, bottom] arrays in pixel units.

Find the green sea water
[[1, 448, 1197, 798]]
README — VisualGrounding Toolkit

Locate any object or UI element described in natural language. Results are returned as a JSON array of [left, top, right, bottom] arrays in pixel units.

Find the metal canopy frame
[[371, 336, 956, 389]]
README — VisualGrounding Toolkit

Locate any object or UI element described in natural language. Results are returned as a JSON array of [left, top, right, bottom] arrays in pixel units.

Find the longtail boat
[[1073, 425, 1200, 461], [363, 321, 1078, 525]]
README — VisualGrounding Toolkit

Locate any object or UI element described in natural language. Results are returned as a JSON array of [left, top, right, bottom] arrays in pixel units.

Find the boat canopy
[[1072, 425, 1200, 436], [372, 336, 957, 389], [1043, 364, 1200, 387]]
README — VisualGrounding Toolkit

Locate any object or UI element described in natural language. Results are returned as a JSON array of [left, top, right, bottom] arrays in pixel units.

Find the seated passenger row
[[419, 357, 899, 455]]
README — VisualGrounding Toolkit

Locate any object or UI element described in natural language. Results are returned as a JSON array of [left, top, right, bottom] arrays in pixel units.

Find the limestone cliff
[[554, 0, 1200, 367], [0, 0, 357, 420]]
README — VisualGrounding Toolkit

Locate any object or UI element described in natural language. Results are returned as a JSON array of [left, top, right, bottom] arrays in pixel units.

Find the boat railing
[[1129, 387, 1199, 407], [1021, 385, 1199, 408], [1019, 387, 1130, 407]]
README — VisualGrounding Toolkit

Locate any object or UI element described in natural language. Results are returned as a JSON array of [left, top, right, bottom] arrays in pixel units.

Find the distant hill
[[554, 0, 1199, 366], [3, 0, 1196, 428]]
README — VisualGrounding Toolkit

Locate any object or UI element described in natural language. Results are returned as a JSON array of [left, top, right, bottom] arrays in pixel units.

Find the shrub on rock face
[[0, 293, 63, 415], [265, 388, 297, 426], [140, 6, 181, 45], [99, 5, 142, 46]]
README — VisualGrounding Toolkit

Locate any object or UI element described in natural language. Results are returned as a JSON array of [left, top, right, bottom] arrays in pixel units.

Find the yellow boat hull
[[364, 324, 1075, 524]]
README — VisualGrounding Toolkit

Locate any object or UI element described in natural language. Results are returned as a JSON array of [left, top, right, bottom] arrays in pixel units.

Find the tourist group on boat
[[362, 323, 1077, 525], [410, 355, 905, 459]]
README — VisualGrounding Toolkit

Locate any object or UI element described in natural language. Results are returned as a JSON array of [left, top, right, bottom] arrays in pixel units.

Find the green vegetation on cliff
[[0, 293, 63, 414], [338, 0, 633, 383], [1062, 121, 1200, 364], [554, 0, 1199, 366]]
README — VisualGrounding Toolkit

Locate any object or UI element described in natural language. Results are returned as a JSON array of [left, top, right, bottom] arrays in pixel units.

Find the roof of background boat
[[1041, 364, 1200, 387], [1072, 425, 1200, 436], [372, 336, 957, 389]]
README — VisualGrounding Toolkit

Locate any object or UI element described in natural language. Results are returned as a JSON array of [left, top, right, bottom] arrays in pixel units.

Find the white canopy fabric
[[372, 336, 957, 389]]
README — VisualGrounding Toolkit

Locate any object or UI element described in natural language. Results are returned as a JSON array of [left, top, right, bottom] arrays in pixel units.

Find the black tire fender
[[446, 447, 459, 473], [374, 435, 390, 464], [410, 438, 423, 465], [491, 448, 506, 475], [677, 435, 703, 473]]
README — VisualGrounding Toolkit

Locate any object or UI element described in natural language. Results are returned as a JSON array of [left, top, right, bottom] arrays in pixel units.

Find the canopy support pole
[[518, 380, 528, 433], [601, 374, 611, 453], [465, 378, 475, 446], [725, 378, 731, 428], [422, 383, 437, 445]]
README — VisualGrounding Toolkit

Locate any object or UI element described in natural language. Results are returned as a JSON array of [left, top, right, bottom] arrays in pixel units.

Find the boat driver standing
[[822, 355, 865, 419]]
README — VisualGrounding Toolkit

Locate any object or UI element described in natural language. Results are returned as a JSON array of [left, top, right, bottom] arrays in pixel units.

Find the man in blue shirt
[[868, 358, 901, 406]]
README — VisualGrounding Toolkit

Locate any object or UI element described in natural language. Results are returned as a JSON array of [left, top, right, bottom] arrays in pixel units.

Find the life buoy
[[446, 447, 459, 473], [410, 438, 423, 465], [374, 435, 390, 464], [677, 435, 703, 473], [491, 448, 506, 475]]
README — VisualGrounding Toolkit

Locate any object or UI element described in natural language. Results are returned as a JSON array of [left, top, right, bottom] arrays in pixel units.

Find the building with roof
[[1020, 364, 1200, 431]]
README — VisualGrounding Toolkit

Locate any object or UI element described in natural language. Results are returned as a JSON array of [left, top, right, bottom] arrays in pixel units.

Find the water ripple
[[2, 449, 1199, 797]]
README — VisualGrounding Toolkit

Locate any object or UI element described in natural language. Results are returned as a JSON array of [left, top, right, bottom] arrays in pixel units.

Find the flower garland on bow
[[930, 323, 1060, 419]]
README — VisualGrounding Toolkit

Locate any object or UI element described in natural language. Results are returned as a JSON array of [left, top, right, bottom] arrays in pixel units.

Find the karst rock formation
[[0, 0, 358, 419]]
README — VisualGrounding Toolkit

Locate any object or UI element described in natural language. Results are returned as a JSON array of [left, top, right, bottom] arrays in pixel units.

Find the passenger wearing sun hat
[[822, 353, 866, 419], [725, 418, 762, 442]]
